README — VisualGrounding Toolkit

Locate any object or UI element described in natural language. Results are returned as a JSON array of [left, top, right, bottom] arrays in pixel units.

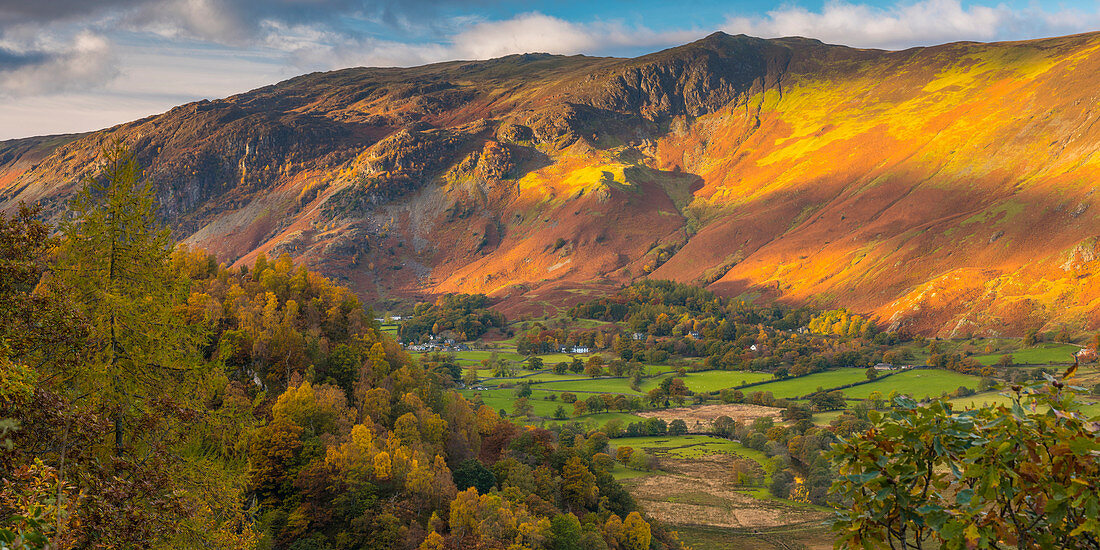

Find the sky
[[2, 0, 1099, 141]]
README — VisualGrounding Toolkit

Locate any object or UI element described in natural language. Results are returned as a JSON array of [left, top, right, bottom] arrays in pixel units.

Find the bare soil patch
[[634, 403, 783, 431], [623, 453, 834, 548]]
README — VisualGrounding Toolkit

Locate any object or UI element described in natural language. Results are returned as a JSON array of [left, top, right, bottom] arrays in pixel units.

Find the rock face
[[4, 32, 1100, 336]]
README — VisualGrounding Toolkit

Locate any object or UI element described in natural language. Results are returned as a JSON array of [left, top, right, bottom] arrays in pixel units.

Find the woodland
[[2, 146, 1098, 549]]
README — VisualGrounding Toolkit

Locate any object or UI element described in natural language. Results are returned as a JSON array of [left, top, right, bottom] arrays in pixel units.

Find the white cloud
[[0, 31, 117, 97], [5, 1, 1100, 139], [721, 0, 1100, 50], [284, 13, 704, 70]]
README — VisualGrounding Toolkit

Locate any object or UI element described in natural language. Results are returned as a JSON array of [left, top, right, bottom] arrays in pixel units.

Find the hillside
[[3, 32, 1100, 336]]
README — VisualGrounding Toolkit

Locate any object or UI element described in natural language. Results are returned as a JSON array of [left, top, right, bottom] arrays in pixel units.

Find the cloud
[[283, 13, 704, 70], [448, 13, 700, 59], [0, 0, 478, 43], [721, 0, 1100, 50], [0, 31, 117, 97]]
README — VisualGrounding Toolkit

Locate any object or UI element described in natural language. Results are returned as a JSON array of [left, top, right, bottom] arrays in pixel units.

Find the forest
[[2, 146, 1099, 549], [0, 146, 674, 550]]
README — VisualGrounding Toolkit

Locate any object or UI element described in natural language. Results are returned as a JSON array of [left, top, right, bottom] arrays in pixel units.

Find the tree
[[452, 459, 496, 494], [668, 419, 688, 436], [515, 381, 533, 398], [527, 356, 544, 370], [830, 372, 1100, 549], [620, 512, 651, 550], [561, 457, 598, 511], [512, 397, 533, 417], [808, 390, 846, 411], [57, 142, 205, 456], [569, 358, 584, 374], [865, 367, 878, 380], [463, 365, 479, 387], [584, 355, 604, 377]]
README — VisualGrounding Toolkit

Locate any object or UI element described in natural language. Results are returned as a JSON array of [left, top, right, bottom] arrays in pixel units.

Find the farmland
[[738, 368, 869, 399], [844, 369, 980, 400]]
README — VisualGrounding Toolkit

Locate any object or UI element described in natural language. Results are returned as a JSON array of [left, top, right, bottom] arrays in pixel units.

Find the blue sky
[[1, 0, 1099, 140]]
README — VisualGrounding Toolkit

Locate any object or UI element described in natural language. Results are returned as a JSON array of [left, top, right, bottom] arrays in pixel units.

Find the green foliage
[[57, 142, 206, 453], [830, 376, 1100, 548], [451, 459, 496, 494], [397, 293, 504, 342]]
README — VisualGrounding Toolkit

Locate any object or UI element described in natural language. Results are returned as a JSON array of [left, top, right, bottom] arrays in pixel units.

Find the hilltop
[[3, 31, 1100, 336]]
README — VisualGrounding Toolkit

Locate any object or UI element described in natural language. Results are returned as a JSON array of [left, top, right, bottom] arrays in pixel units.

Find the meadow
[[739, 368, 870, 399], [680, 370, 774, 393], [972, 342, 1080, 366], [843, 369, 980, 400]]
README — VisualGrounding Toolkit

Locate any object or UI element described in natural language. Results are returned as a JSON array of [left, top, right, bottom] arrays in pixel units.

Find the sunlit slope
[[2, 32, 1100, 335], [647, 33, 1100, 335]]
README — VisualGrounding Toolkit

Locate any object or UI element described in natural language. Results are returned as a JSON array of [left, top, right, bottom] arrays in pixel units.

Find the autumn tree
[[56, 142, 204, 455]]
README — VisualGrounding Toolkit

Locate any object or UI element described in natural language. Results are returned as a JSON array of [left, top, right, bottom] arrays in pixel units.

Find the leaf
[[1063, 362, 1078, 380]]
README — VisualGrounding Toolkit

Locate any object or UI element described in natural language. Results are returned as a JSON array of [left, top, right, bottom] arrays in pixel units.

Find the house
[[632, 332, 645, 341], [688, 331, 702, 339], [571, 346, 590, 354], [749, 344, 758, 352], [873, 363, 895, 371]]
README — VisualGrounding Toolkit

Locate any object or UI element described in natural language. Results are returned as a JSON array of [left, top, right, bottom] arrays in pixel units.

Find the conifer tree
[[57, 141, 204, 456]]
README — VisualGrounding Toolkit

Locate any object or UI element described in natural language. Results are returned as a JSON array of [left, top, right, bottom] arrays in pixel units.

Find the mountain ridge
[[3, 31, 1100, 337]]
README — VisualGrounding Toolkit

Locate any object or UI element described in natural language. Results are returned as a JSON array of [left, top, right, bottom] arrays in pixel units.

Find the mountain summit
[[4, 32, 1100, 336]]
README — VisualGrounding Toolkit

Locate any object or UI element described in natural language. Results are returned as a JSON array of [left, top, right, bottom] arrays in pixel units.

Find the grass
[[812, 409, 848, 425], [610, 465, 657, 480], [675, 524, 834, 550], [844, 369, 980, 400], [972, 343, 1080, 366], [947, 390, 1100, 416], [452, 350, 525, 363], [611, 435, 758, 460], [460, 388, 564, 417], [947, 391, 1017, 410], [533, 377, 644, 395], [679, 370, 774, 393], [543, 411, 645, 430], [739, 369, 870, 399]]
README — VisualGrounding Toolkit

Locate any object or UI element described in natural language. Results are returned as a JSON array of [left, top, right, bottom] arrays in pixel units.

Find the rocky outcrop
[[5, 32, 1100, 335]]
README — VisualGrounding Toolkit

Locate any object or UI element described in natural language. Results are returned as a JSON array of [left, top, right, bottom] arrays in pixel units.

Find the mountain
[[3, 32, 1100, 337]]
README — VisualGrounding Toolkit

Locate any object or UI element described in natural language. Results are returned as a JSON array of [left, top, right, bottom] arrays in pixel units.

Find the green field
[[972, 343, 1080, 366], [460, 389, 564, 417], [844, 369, 979, 400], [379, 323, 398, 335], [610, 435, 758, 460], [532, 352, 610, 364], [739, 369, 869, 399], [812, 409, 847, 425], [947, 391, 1017, 410], [533, 377, 643, 395], [948, 391, 1100, 416], [679, 370, 774, 393], [452, 349, 525, 363], [610, 465, 656, 480], [543, 411, 645, 430]]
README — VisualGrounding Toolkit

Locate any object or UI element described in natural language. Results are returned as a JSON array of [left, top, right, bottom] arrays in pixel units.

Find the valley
[[390, 283, 1100, 548]]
